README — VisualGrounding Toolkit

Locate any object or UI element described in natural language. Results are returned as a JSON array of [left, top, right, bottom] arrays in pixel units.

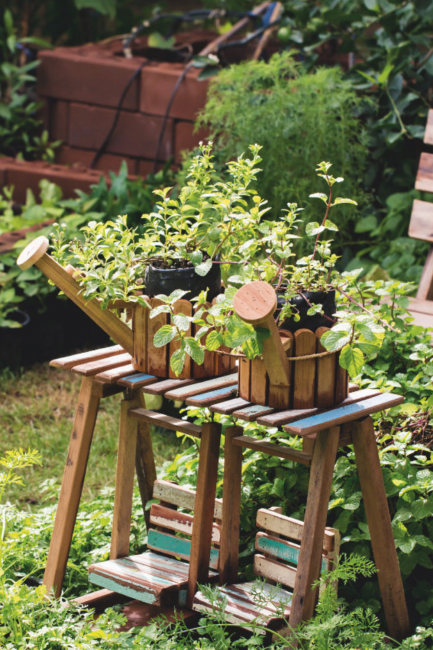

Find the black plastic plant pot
[[277, 289, 336, 333], [144, 261, 222, 302]]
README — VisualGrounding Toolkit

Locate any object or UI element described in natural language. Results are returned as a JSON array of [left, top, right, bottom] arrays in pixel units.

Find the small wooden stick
[[17, 237, 133, 354], [253, 1, 283, 61], [233, 281, 290, 387]]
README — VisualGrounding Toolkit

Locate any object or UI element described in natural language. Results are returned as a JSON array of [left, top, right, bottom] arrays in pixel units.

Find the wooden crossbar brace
[[232, 435, 312, 466]]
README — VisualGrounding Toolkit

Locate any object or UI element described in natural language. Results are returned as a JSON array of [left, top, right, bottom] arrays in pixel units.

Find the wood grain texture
[[415, 151, 433, 193], [150, 504, 221, 544], [153, 480, 223, 520], [424, 108, 433, 145], [187, 422, 222, 607], [43, 376, 100, 597], [148, 298, 168, 377], [250, 357, 268, 405], [219, 426, 244, 586], [256, 509, 335, 553], [254, 554, 297, 590], [96, 363, 136, 383], [268, 330, 293, 409], [415, 247, 433, 301], [142, 377, 195, 395], [34, 253, 134, 353], [111, 397, 139, 559], [129, 407, 202, 437], [255, 533, 328, 572], [293, 329, 316, 409], [165, 373, 238, 401], [232, 404, 274, 421], [232, 436, 312, 466], [315, 327, 336, 408], [50, 345, 123, 369], [239, 357, 251, 401], [285, 392, 404, 436], [117, 373, 158, 389], [352, 417, 410, 640], [210, 397, 251, 414], [169, 300, 192, 379], [409, 199, 433, 243], [72, 352, 132, 376], [335, 355, 349, 404], [289, 427, 340, 627], [135, 391, 157, 531], [185, 385, 238, 407], [132, 303, 149, 372]]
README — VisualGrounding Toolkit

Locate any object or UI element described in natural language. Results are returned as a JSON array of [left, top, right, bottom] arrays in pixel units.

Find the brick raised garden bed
[[37, 31, 213, 176]]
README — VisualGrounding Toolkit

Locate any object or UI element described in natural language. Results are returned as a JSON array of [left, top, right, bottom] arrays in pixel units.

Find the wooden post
[[351, 417, 410, 640], [110, 397, 140, 559], [135, 392, 157, 530], [219, 425, 244, 585], [43, 376, 100, 597], [187, 421, 222, 607], [289, 426, 340, 629]]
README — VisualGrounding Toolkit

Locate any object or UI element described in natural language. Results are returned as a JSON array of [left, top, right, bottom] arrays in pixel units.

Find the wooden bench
[[89, 479, 223, 607], [409, 108, 433, 326], [193, 507, 340, 633]]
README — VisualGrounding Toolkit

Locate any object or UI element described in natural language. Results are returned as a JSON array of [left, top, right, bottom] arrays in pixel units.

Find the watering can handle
[[17, 236, 133, 354], [233, 281, 290, 387]]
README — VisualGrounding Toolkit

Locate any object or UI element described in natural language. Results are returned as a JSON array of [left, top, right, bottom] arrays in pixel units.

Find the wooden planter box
[[238, 326, 348, 410]]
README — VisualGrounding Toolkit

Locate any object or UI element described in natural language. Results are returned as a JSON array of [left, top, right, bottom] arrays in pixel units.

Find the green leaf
[[185, 337, 205, 365], [309, 192, 328, 204], [74, 0, 116, 19], [173, 313, 190, 332], [332, 197, 358, 206], [153, 324, 176, 347], [170, 348, 186, 377], [206, 330, 223, 351], [195, 259, 213, 277], [339, 345, 365, 377], [306, 222, 325, 236], [320, 325, 352, 352]]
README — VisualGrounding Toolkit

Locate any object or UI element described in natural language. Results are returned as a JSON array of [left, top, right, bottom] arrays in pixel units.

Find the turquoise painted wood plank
[[233, 404, 274, 421], [148, 530, 219, 570], [185, 386, 237, 406], [284, 392, 404, 436], [256, 535, 327, 572], [117, 373, 157, 388], [89, 572, 158, 605], [165, 373, 238, 400]]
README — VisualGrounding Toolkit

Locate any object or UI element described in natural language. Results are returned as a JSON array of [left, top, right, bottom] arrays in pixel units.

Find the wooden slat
[[117, 373, 158, 388], [424, 109, 433, 145], [415, 152, 433, 193], [250, 357, 268, 405], [257, 387, 381, 427], [256, 509, 335, 553], [169, 300, 192, 379], [186, 385, 237, 407], [129, 408, 202, 437], [150, 504, 221, 544], [239, 357, 251, 401], [254, 554, 297, 590], [256, 533, 328, 572], [153, 480, 223, 520], [315, 327, 336, 408], [219, 426, 243, 585], [164, 373, 238, 401], [349, 383, 359, 392], [408, 296, 433, 315], [132, 302, 149, 373], [219, 581, 292, 616], [148, 297, 168, 377], [268, 330, 293, 409], [293, 329, 316, 409], [210, 397, 251, 414], [147, 529, 219, 570], [50, 345, 124, 369], [409, 199, 433, 243], [232, 404, 274, 421], [95, 363, 137, 383], [142, 377, 196, 395], [335, 355, 349, 403], [72, 352, 132, 376], [415, 247, 433, 301], [232, 436, 312, 466], [284, 393, 404, 436]]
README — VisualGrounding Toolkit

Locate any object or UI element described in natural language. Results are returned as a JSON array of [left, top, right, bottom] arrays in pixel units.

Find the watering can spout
[[16, 236, 133, 355]]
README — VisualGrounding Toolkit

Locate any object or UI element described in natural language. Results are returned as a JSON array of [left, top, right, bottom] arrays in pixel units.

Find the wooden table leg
[[351, 416, 410, 641], [110, 396, 139, 559], [43, 376, 100, 597], [289, 426, 340, 629], [187, 421, 222, 607], [135, 392, 156, 530], [219, 425, 244, 585]]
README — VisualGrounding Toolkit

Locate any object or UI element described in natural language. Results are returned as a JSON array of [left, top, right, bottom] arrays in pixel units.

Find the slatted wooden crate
[[238, 326, 348, 410]]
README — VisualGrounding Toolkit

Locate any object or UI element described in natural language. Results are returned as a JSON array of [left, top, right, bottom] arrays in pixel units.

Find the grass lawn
[[0, 363, 188, 507]]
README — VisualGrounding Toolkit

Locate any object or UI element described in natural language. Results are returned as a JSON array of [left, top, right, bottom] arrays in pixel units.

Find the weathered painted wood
[[210, 397, 251, 414], [409, 199, 433, 243], [96, 363, 136, 384], [147, 529, 220, 568], [256, 509, 336, 553], [232, 404, 275, 422], [424, 108, 433, 145], [415, 247, 433, 301], [129, 408, 202, 437], [284, 393, 404, 436], [165, 373, 238, 401], [256, 533, 328, 572], [117, 373, 157, 388], [150, 504, 221, 544], [185, 385, 238, 407], [232, 436, 312, 466], [218, 581, 292, 615], [254, 554, 297, 590], [415, 151, 433, 193], [50, 345, 123, 369], [143, 377, 196, 395], [72, 352, 132, 376], [153, 480, 223, 520], [89, 571, 159, 605]]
